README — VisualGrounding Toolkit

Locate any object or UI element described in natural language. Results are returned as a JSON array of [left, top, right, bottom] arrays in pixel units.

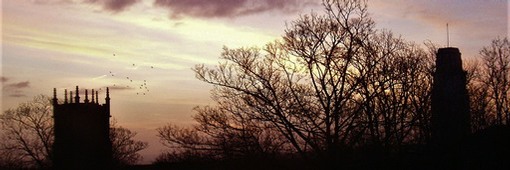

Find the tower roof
[[437, 47, 460, 54]]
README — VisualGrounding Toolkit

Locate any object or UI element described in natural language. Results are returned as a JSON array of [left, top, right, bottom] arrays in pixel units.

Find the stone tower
[[52, 86, 112, 169], [431, 47, 470, 147]]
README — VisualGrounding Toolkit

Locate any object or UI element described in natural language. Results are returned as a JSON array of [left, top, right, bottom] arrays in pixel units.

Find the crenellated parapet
[[53, 86, 109, 105]]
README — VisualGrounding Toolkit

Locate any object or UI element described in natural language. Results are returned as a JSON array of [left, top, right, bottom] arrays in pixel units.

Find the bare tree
[[0, 95, 148, 169], [0, 95, 53, 169], [110, 120, 149, 166], [464, 60, 492, 131], [158, 0, 438, 163], [356, 31, 434, 148], [479, 37, 510, 125], [281, 0, 374, 157], [157, 104, 288, 161], [0, 146, 26, 169]]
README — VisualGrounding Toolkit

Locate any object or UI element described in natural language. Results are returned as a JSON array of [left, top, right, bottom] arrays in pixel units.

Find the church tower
[[52, 86, 112, 169], [431, 47, 470, 147]]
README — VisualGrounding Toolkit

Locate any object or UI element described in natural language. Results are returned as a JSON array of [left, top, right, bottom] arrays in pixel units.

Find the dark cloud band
[[84, 0, 140, 12], [31, 0, 316, 18], [154, 0, 316, 19]]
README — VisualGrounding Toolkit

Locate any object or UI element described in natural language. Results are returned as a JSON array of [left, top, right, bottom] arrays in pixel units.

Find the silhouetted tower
[[52, 86, 112, 170], [431, 47, 470, 147]]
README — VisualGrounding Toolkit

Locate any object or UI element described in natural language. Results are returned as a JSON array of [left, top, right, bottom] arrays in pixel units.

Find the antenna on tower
[[446, 23, 450, 47]]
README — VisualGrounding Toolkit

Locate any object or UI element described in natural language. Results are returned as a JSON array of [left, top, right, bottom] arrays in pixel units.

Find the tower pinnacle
[[75, 86, 80, 103]]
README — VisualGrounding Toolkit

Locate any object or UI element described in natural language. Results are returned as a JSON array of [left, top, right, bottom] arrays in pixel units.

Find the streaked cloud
[[3, 81, 30, 98], [9, 92, 28, 98], [108, 86, 134, 91], [402, 0, 504, 28], [369, 0, 507, 58], [5, 81, 30, 89], [29, 0, 141, 12], [153, 0, 317, 19], [84, 0, 140, 12], [29, 0, 317, 18]]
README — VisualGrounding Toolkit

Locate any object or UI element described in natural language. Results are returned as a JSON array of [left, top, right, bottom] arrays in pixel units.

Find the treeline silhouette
[[154, 0, 510, 169]]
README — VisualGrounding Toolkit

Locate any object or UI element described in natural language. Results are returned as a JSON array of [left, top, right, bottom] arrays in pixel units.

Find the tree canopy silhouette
[[479, 37, 510, 126], [157, 0, 438, 166], [0, 95, 148, 169]]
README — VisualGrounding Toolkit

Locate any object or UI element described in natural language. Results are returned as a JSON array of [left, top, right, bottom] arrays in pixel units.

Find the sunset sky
[[1, 0, 508, 163]]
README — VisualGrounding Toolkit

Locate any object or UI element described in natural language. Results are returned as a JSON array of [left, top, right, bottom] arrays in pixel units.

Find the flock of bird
[[104, 53, 156, 96]]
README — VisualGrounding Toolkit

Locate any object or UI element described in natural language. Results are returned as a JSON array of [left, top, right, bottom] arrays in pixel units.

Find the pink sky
[[1, 0, 508, 164]]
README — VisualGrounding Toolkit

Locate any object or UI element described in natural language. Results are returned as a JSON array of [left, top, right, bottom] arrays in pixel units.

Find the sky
[[1, 0, 508, 164]]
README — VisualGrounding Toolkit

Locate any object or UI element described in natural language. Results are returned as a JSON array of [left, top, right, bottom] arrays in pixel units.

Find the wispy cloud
[[5, 81, 30, 89], [84, 0, 140, 13], [9, 92, 28, 98], [26, 0, 141, 13], [369, 0, 507, 57], [411, 1, 503, 26], [371, 0, 507, 28], [3, 81, 30, 98], [1, 77, 8, 83], [108, 86, 134, 91], [29, 0, 316, 18], [153, 0, 316, 19]]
